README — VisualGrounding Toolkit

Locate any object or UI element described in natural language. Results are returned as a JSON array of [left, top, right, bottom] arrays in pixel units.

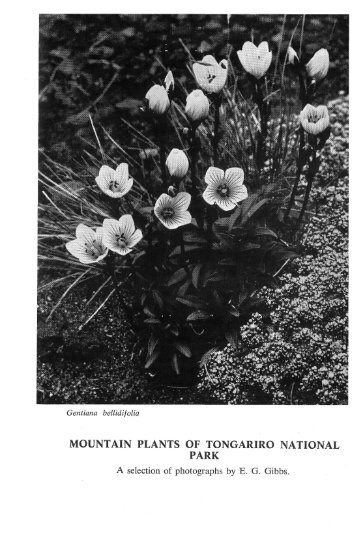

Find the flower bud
[[185, 89, 210, 122], [166, 148, 189, 179], [145, 84, 170, 115], [164, 70, 174, 93], [306, 48, 329, 82], [287, 46, 299, 65]]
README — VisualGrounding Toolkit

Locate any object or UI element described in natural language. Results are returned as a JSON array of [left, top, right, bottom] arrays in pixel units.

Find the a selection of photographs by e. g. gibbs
[[38, 14, 348, 405]]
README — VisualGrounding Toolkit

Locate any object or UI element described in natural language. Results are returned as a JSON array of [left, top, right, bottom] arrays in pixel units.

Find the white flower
[[306, 48, 329, 81], [287, 46, 299, 64], [154, 192, 192, 229], [299, 104, 330, 135], [164, 70, 174, 93], [145, 84, 170, 115], [237, 41, 272, 79], [166, 149, 189, 179], [102, 215, 143, 256], [203, 167, 248, 211], [95, 164, 133, 198], [66, 224, 108, 264], [193, 55, 228, 94], [185, 90, 210, 122]]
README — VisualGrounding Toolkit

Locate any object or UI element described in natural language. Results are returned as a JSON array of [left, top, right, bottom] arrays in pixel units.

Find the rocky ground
[[197, 95, 349, 404]]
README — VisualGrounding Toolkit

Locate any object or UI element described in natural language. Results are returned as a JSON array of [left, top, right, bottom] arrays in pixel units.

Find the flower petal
[[154, 194, 171, 217], [225, 168, 244, 189], [160, 210, 192, 229], [118, 214, 135, 239], [215, 196, 236, 211], [66, 238, 101, 264], [171, 192, 191, 212], [260, 51, 272, 76], [76, 224, 96, 243], [202, 184, 217, 205], [205, 166, 225, 187], [258, 41, 269, 55], [115, 163, 129, 182], [126, 229, 143, 248], [229, 184, 248, 204], [102, 218, 121, 250], [111, 245, 132, 256]]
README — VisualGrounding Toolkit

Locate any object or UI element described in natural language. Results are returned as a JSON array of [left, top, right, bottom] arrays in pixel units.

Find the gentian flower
[[102, 215, 143, 256], [145, 84, 170, 115], [96, 164, 133, 198], [154, 192, 192, 229], [203, 167, 248, 211], [193, 55, 228, 94], [185, 90, 210, 122], [237, 41, 272, 79], [66, 224, 108, 264], [306, 48, 329, 82], [300, 104, 330, 135], [166, 149, 189, 179]]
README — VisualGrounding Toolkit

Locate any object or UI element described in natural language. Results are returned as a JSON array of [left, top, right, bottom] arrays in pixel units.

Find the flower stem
[[212, 94, 221, 166], [284, 127, 305, 222], [105, 254, 135, 332], [297, 144, 318, 227], [253, 80, 268, 170], [190, 124, 198, 196], [156, 115, 167, 189]]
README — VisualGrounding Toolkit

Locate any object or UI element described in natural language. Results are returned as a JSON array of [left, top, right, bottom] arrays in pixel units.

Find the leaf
[[187, 310, 211, 321], [225, 328, 241, 350], [182, 230, 207, 243], [240, 193, 259, 223], [169, 245, 201, 257], [168, 267, 187, 286], [152, 290, 164, 310], [238, 242, 261, 252], [192, 263, 203, 288], [171, 353, 180, 375], [253, 227, 278, 239], [148, 334, 159, 356], [143, 306, 156, 317], [116, 98, 143, 114], [144, 318, 161, 324], [145, 349, 160, 369], [199, 347, 218, 368], [246, 199, 270, 222], [174, 342, 192, 358], [228, 307, 241, 318], [176, 296, 206, 309], [177, 279, 191, 297], [228, 205, 242, 232]]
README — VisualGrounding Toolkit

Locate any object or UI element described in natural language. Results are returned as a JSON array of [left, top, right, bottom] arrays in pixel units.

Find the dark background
[[39, 14, 349, 163]]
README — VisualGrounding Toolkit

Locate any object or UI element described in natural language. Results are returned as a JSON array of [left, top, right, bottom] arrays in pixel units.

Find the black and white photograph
[[37, 13, 349, 405]]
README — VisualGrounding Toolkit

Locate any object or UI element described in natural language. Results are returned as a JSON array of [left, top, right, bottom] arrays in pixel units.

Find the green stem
[[297, 145, 318, 227], [212, 95, 221, 166], [105, 254, 135, 331], [284, 127, 305, 222], [254, 81, 268, 170], [190, 124, 198, 195]]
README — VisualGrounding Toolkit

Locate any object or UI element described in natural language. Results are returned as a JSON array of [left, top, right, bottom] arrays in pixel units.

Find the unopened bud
[[145, 84, 170, 115], [166, 148, 189, 179], [306, 48, 329, 82], [164, 70, 174, 93], [287, 46, 299, 64], [185, 89, 210, 122]]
